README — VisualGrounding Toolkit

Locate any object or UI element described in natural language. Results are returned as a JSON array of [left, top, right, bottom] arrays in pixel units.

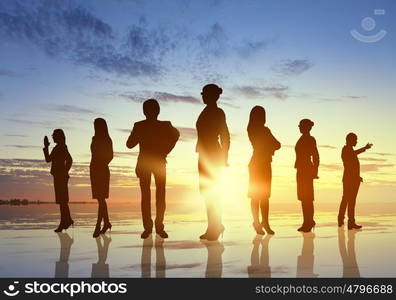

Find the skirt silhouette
[[296, 169, 314, 201], [248, 161, 272, 199], [53, 175, 69, 204], [90, 164, 110, 199]]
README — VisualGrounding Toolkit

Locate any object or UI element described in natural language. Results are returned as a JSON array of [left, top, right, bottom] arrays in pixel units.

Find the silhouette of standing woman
[[295, 119, 319, 232], [90, 118, 114, 238], [196, 84, 230, 241], [43, 129, 73, 232], [338, 133, 372, 230], [247, 106, 281, 235]]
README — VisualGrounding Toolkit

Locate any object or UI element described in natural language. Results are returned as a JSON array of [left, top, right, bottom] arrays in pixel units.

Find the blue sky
[[0, 0, 395, 203]]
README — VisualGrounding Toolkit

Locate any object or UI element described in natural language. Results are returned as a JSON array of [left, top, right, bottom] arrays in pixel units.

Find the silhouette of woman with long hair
[[43, 129, 73, 232], [247, 106, 281, 235], [196, 84, 230, 241], [295, 119, 319, 232], [90, 118, 113, 238]]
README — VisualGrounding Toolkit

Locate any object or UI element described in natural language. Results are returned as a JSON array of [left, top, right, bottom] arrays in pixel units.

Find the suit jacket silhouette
[[43, 144, 72, 178], [127, 119, 180, 165], [341, 145, 362, 182], [196, 105, 230, 164]]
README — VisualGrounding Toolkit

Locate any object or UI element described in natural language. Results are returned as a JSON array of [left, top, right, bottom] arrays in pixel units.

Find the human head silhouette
[[201, 84, 222, 105], [346, 132, 358, 147], [94, 118, 110, 138], [52, 129, 66, 145], [143, 99, 160, 120], [248, 106, 266, 128], [299, 119, 314, 134]]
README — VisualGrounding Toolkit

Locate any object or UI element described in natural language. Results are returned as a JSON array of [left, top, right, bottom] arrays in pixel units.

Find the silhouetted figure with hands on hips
[[338, 133, 372, 230], [196, 84, 230, 241], [295, 119, 319, 233], [43, 129, 73, 232], [247, 106, 281, 235], [127, 99, 180, 239], [90, 118, 114, 238]]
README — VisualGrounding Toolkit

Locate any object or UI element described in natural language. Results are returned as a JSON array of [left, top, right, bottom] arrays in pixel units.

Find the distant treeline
[[0, 199, 90, 205]]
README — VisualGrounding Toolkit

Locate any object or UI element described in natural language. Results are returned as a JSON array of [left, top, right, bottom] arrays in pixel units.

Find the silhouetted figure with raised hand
[[43, 129, 73, 232], [338, 228, 360, 277], [338, 133, 372, 230], [248, 234, 272, 277], [247, 106, 281, 235], [127, 99, 180, 239], [196, 84, 230, 241], [90, 118, 114, 238], [91, 235, 111, 278], [295, 119, 319, 233], [55, 232, 73, 278]]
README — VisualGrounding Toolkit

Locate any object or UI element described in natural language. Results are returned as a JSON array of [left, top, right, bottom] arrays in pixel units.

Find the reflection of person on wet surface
[[338, 133, 372, 230], [247, 106, 281, 235], [90, 118, 114, 238], [248, 234, 272, 278], [296, 232, 318, 278], [196, 84, 230, 241], [202, 240, 224, 278], [91, 234, 112, 278], [295, 119, 319, 233], [338, 228, 360, 278], [141, 236, 166, 278], [43, 129, 74, 232], [55, 232, 73, 278], [127, 99, 180, 239]]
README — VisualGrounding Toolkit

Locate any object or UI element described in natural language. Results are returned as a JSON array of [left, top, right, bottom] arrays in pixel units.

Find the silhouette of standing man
[[338, 133, 372, 230], [127, 99, 180, 239]]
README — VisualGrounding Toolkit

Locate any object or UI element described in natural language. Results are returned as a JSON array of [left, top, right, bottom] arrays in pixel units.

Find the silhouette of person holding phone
[[196, 84, 230, 241], [338, 133, 372, 230], [43, 129, 73, 232], [90, 118, 114, 238], [127, 99, 180, 239], [295, 119, 319, 232], [247, 106, 281, 235]]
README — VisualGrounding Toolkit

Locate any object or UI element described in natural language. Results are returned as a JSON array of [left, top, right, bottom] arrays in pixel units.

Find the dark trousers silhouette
[[141, 236, 166, 278], [59, 203, 72, 225], [138, 162, 166, 232], [301, 201, 314, 226], [338, 180, 360, 224]]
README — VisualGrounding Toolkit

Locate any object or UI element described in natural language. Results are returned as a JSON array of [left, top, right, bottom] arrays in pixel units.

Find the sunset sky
[[0, 0, 395, 212]]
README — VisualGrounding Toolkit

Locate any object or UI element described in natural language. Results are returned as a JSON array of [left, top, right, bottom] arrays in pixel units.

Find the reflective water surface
[[0, 203, 395, 278]]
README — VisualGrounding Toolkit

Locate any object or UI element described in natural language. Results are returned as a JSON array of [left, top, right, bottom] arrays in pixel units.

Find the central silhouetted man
[[127, 99, 180, 239]]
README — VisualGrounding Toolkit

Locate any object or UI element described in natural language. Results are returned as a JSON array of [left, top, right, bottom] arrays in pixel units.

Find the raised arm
[[43, 136, 51, 162], [126, 124, 139, 149], [355, 143, 372, 155]]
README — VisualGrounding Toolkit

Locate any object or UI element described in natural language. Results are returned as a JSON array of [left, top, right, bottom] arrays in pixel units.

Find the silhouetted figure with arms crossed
[[247, 106, 281, 235], [43, 129, 73, 232], [127, 99, 180, 239], [295, 119, 319, 233], [338, 133, 372, 230], [90, 118, 114, 238], [196, 84, 230, 241]]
